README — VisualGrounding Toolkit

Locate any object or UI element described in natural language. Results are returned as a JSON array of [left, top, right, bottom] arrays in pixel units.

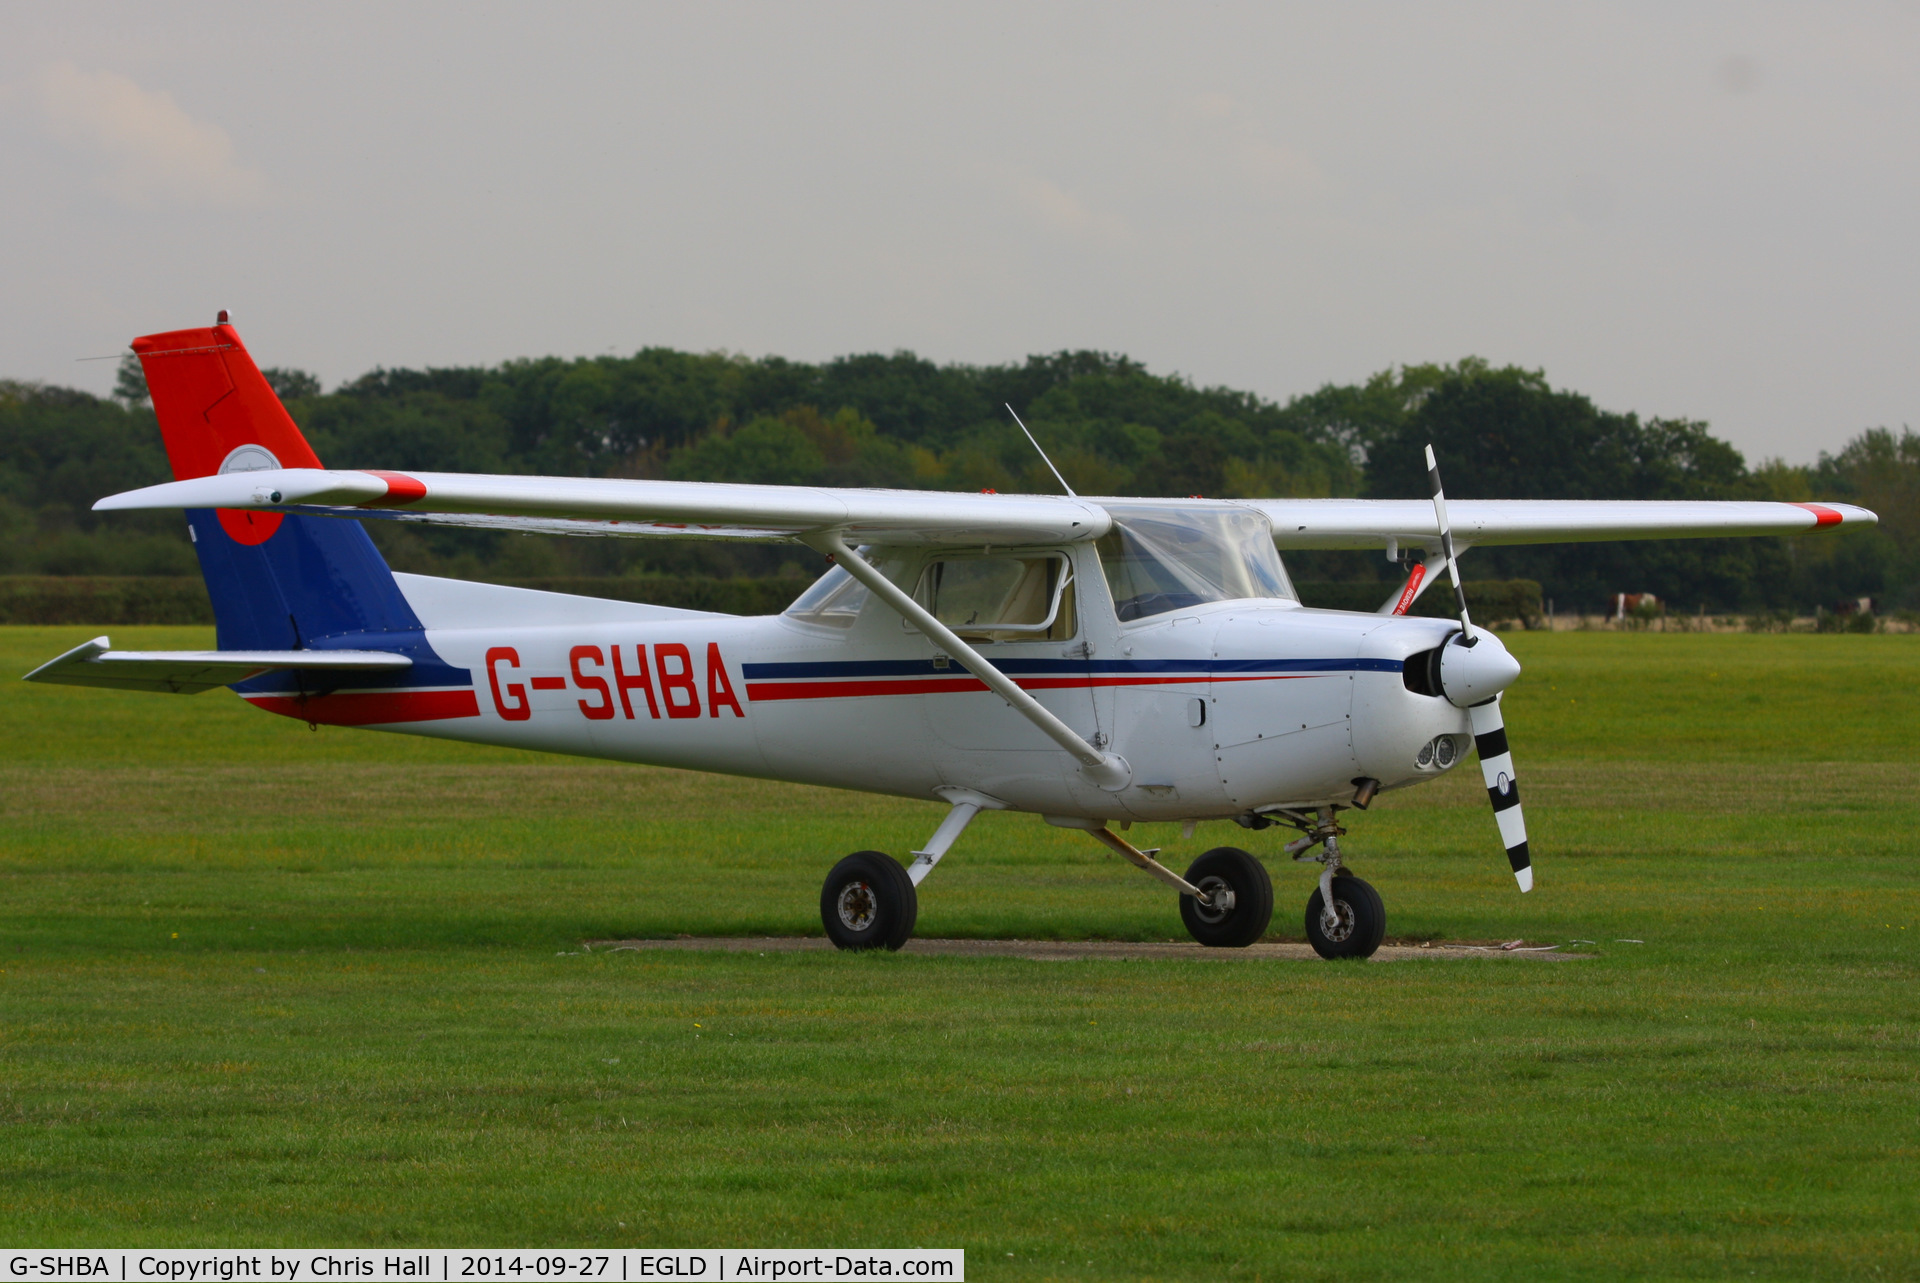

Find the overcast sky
[[3, 2, 1915, 463]]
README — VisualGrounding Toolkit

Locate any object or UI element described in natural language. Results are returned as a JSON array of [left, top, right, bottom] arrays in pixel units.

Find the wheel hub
[[1320, 896, 1355, 943], [1191, 875, 1237, 924], [836, 880, 877, 931]]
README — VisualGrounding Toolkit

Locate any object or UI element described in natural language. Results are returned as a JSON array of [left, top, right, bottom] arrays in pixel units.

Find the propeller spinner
[[1425, 444, 1533, 893]]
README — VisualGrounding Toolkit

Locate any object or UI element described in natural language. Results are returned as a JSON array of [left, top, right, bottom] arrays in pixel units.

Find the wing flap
[[23, 636, 413, 694]]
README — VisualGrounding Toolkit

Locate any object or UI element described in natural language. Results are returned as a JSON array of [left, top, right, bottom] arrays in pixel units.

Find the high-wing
[[94, 468, 1874, 549], [1245, 497, 1876, 550], [94, 469, 1113, 545]]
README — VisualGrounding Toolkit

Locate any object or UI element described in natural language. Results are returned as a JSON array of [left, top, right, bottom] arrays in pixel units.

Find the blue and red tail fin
[[133, 319, 324, 483], [132, 319, 471, 720]]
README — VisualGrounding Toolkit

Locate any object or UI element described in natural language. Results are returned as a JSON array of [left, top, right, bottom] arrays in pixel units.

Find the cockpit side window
[[1095, 504, 1295, 622], [911, 554, 1076, 642]]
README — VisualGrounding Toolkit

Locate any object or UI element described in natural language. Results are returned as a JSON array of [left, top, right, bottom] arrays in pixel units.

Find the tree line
[[0, 346, 1910, 613]]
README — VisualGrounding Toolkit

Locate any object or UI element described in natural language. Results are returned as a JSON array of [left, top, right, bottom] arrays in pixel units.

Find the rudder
[[132, 316, 472, 722], [134, 315, 322, 549]]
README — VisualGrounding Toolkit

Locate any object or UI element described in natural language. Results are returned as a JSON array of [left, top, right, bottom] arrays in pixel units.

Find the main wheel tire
[[1305, 874, 1386, 960], [1178, 846, 1275, 947], [820, 851, 918, 951]]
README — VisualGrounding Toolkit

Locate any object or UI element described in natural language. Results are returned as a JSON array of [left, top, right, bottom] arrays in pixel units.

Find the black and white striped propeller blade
[[1425, 444, 1476, 641], [1470, 697, 1531, 891], [1426, 444, 1533, 893]]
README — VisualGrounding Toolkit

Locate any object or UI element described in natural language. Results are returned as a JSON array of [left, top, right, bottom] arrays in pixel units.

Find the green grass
[[2, 626, 1917, 1278]]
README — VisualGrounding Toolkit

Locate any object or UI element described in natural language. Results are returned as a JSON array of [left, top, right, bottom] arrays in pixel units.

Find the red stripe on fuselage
[[245, 688, 480, 725], [745, 672, 1310, 702], [1793, 502, 1844, 527]]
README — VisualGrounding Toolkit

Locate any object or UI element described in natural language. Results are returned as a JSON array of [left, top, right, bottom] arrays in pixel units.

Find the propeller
[[1425, 444, 1532, 893]]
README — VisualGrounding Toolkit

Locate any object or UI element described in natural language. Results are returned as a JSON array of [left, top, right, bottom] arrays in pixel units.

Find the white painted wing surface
[[93, 471, 1874, 548], [1246, 498, 1877, 549], [93, 469, 1114, 545], [23, 636, 412, 694]]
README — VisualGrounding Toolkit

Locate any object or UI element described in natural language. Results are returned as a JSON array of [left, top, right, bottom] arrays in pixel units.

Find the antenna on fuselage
[[1005, 404, 1076, 498]]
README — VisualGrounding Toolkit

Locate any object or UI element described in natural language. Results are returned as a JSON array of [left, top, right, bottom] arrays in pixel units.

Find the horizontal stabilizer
[[23, 636, 412, 695]]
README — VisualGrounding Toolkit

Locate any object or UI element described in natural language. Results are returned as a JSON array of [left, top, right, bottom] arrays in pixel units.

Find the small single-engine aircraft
[[27, 317, 1877, 957]]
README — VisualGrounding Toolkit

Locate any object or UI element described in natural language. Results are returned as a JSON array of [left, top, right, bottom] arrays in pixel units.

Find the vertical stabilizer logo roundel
[[219, 444, 282, 475], [215, 444, 285, 544]]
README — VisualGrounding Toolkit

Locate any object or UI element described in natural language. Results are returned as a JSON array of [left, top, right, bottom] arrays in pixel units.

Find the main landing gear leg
[[1281, 806, 1386, 960], [821, 787, 1004, 952], [1076, 824, 1274, 948]]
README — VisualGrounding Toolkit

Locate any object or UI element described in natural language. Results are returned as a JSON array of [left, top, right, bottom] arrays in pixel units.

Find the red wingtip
[[1793, 503, 1844, 527], [362, 471, 427, 505]]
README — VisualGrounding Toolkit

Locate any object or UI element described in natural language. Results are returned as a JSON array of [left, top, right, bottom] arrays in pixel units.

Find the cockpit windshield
[[1095, 504, 1295, 621]]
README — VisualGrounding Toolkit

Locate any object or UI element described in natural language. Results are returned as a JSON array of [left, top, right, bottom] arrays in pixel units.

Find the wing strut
[[1376, 550, 1449, 616], [813, 531, 1131, 791]]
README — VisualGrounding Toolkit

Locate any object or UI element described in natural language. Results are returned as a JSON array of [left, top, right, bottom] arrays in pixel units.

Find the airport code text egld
[[4, 1254, 960, 1283]]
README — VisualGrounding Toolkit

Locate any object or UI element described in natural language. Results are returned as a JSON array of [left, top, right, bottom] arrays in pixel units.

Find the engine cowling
[[1437, 630, 1522, 707], [1404, 630, 1522, 708]]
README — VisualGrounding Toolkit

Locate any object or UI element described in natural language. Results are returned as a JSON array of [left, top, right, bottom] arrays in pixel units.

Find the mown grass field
[[2, 626, 1916, 1279]]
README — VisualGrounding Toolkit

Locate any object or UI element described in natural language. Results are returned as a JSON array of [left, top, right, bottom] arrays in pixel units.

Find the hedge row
[[1293, 579, 1544, 622], [0, 574, 1542, 626], [0, 575, 802, 625], [0, 576, 215, 625], [499, 577, 804, 617]]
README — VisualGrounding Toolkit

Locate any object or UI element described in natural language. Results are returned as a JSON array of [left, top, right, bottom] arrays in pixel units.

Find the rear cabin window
[[1096, 504, 1295, 622], [912, 555, 1076, 642]]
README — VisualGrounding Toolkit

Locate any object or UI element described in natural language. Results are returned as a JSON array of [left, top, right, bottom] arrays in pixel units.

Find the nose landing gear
[[1304, 873, 1386, 959], [1257, 804, 1388, 959]]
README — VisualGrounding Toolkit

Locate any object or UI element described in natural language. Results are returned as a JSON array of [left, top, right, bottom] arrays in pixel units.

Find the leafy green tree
[[0, 381, 193, 575], [1790, 428, 1920, 608], [669, 413, 827, 486], [261, 368, 322, 400], [1362, 363, 1783, 610], [112, 355, 149, 408], [9, 337, 1906, 610]]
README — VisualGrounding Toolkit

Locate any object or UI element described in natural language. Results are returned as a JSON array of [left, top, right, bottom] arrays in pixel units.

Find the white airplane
[[26, 317, 1877, 958]]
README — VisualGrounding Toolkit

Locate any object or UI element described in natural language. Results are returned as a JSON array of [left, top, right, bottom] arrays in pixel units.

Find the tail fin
[[132, 317, 432, 661], [134, 317, 323, 478]]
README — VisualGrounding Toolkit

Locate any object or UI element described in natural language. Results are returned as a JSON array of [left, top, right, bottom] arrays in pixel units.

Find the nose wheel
[[1257, 805, 1389, 959], [821, 851, 918, 951], [1305, 874, 1386, 959]]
